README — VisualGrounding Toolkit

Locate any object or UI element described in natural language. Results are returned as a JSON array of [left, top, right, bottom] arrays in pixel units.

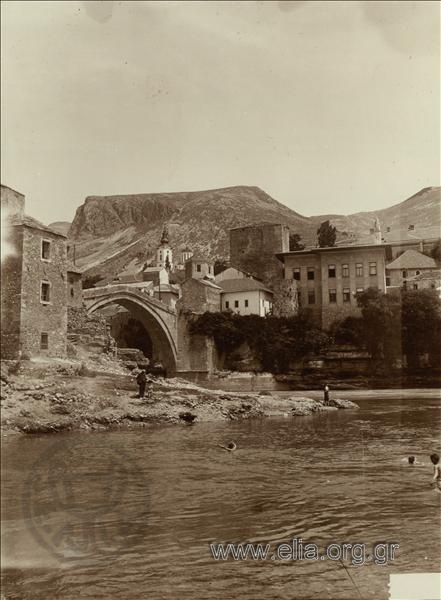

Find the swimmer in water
[[218, 442, 237, 452], [430, 453, 441, 492]]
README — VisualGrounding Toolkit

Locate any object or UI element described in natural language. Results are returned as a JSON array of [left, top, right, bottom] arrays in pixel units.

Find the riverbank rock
[[328, 398, 358, 409]]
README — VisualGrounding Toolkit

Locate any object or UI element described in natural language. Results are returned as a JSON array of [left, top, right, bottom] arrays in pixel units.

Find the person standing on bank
[[136, 369, 147, 399], [323, 384, 330, 405]]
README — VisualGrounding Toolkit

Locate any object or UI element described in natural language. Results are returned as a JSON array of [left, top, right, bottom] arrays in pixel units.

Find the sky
[[1, 0, 440, 225]]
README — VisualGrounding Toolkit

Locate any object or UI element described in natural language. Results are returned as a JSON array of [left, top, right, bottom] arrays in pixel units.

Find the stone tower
[[156, 224, 173, 270], [229, 223, 290, 288]]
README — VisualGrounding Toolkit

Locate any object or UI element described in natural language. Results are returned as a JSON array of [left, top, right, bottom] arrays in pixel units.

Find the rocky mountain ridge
[[66, 185, 440, 280]]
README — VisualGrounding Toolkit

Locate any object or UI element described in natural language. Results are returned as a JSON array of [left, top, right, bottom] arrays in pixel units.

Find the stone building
[[1, 185, 68, 358], [385, 249, 437, 290], [218, 278, 273, 316], [276, 243, 388, 328], [185, 256, 215, 280], [403, 270, 441, 297], [1, 184, 25, 220]]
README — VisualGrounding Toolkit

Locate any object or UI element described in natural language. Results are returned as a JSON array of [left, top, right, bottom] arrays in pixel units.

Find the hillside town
[[1, 182, 440, 385]]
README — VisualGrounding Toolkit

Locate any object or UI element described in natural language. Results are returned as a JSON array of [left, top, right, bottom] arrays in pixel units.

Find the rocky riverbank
[[0, 357, 358, 435]]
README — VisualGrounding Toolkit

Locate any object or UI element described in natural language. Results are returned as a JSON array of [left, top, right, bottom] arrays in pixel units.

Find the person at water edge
[[408, 456, 416, 465], [136, 369, 147, 398], [323, 384, 330, 405], [429, 453, 441, 491]]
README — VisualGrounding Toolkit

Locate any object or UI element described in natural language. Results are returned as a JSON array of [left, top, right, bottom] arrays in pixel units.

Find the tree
[[330, 316, 364, 346], [189, 311, 330, 374], [401, 289, 441, 369], [355, 287, 401, 366], [289, 233, 305, 251], [317, 220, 337, 248]]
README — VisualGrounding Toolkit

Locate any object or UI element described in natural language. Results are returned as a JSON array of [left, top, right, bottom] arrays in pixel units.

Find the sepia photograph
[[1, 1, 440, 599]]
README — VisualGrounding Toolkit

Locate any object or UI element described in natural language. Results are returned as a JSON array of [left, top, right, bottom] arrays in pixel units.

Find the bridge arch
[[85, 289, 177, 376]]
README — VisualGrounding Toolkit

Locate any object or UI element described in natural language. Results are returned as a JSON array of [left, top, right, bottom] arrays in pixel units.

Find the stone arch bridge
[[83, 285, 178, 375]]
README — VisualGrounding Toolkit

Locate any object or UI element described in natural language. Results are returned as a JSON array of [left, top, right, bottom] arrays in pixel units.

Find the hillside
[[67, 185, 440, 281], [311, 187, 441, 243], [68, 186, 317, 279]]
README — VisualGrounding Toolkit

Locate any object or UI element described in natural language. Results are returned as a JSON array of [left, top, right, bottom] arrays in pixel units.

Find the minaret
[[373, 217, 382, 244], [156, 224, 173, 270]]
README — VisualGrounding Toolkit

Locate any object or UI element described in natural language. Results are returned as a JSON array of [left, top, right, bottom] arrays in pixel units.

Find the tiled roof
[[386, 249, 437, 270], [185, 255, 212, 263], [219, 278, 273, 294], [404, 269, 441, 282], [10, 215, 67, 237]]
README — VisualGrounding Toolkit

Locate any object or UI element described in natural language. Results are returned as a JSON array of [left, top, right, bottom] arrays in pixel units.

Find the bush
[[189, 311, 330, 374]]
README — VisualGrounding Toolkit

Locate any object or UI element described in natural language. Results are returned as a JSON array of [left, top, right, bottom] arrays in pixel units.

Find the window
[[416, 270, 421, 275], [431, 283, 436, 289], [356, 287, 364, 294], [41, 281, 51, 303], [234, 300, 239, 308], [308, 290, 315, 304], [293, 268, 300, 281], [196, 264, 201, 272], [225, 301, 229, 309], [356, 263, 363, 277], [342, 264, 349, 278], [386, 277, 391, 287], [329, 289, 337, 303], [328, 265, 336, 278], [307, 268, 315, 281], [40, 333, 48, 350], [369, 262, 377, 276], [70, 287, 74, 298], [343, 288, 351, 303], [413, 283, 418, 290], [41, 240, 51, 260], [245, 299, 249, 307], [208, 265, 212, 273], [402, 270, 407, 278]]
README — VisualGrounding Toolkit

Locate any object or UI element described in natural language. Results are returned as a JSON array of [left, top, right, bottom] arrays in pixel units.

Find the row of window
[[292, 262, 377, 281], [225, 299, 249, 309], [300, 287, 365, 305]]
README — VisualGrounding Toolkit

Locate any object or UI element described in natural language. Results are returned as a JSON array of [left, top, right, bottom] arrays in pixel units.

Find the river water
[[2, 393, 441, 599]]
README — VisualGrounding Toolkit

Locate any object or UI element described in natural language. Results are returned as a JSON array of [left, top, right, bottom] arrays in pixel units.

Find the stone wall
[[0, 226, 23, 359], [67, 271, 83, 308], [19, 226, 68, 357], [67, 306, 107, 336], [271, 279, 299, 317]]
